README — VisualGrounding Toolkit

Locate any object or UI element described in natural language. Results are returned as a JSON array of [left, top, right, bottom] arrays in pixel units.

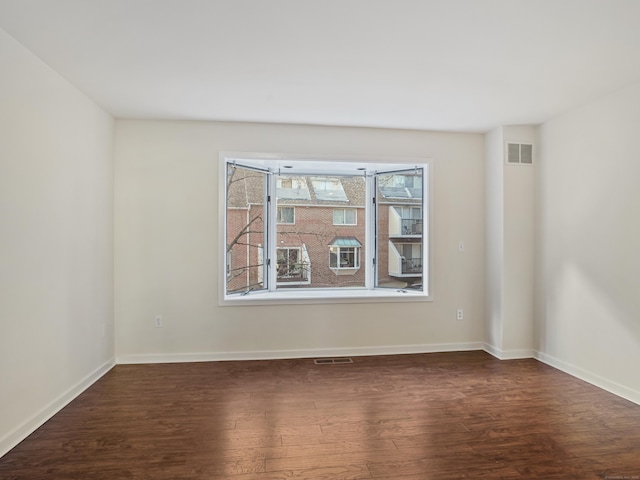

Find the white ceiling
[[1, 0, 640, 132]]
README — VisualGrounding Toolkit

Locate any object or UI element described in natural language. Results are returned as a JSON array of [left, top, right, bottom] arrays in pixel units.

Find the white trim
[[332, 208, 358, 226], [220, 151, 431, 175], [535, 351, 640, 406], [0, 358, 115, 458], [275, 246, 310, 285], [116, 342, 485, 364], [329, 244, 361, 271], [219, 287, 430, 306], [276, 206, 295, 225], [219, 152, 432, 305], [483, 343, 534, 360]]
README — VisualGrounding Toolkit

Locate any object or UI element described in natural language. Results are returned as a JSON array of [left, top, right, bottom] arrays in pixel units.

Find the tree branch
[[227, 214, 263, 253]]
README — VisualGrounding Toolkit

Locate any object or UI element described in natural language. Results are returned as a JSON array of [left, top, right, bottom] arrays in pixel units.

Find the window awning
[[328, 236, 362, 247]]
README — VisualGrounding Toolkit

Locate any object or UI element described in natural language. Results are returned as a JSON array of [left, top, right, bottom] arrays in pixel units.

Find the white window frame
[[277, 206, 295, 224], [277, 246, 301, 277], [329, 245, 360, 271], [276, 246, 311, 286], [219, 152, 432, 306], [333, 208, 357, 226]]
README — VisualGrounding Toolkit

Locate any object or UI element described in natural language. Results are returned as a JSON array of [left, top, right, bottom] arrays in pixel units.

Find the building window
[[310, 177, 348, 202], [330, 246, 358, 268], [222, 155, 429, 302], [333, 208, 357, 225], [276, 246, 310, 284], [329, 237, 361, 275], [277, 176, 310, 200], [277, 206, 295, 224]]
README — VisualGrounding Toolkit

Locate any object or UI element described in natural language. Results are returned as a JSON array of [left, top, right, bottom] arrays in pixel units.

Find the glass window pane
[[333, 208, 356, 225], [376, 169, 424, 291], [226, 164, 267, 294], [277, 174, 365, 289], [277, 247, 305, 282], [277, 207, 294, 224], [329, 247, 338, 268], [344, 209, 356, 225], [521, 144, 533, 164]]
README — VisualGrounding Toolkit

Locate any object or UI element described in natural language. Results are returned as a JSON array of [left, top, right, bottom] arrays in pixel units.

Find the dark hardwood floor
[[1, 351, 639, 479]]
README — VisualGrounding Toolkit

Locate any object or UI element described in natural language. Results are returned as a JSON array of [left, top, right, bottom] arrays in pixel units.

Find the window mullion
[[267, 172, 277, 292], [365, 175, 375, 290]]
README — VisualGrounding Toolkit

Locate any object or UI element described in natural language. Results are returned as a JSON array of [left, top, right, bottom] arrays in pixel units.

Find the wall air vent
[[506, 143, 534, 165]]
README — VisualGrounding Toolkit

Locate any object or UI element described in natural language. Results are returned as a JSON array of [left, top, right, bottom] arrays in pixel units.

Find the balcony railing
[[401, 257, 422, 274], [277, 263, 310, 282], [400, 219, 422, 235]]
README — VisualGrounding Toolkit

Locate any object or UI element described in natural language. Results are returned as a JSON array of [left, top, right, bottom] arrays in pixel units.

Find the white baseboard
[[534, 351, 640, 406], [116, 342, 485, 364], [483, 343, 534, 360], [0, 358, 116, 458]]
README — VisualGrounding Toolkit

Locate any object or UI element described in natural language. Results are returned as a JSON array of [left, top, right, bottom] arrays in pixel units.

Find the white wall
[[114, 121, 485, 362], [485, 127, 504, 351], [484, 125, 536, 358], [0, 29, 114, 456], [536, 81, 640, 404], [502, 126, 536, 355]]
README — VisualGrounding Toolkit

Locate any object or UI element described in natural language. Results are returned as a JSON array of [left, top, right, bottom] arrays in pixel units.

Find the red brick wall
[[277, 206, 366, 288], [377, 205, 392, 285], [226, 206, 265, 293]]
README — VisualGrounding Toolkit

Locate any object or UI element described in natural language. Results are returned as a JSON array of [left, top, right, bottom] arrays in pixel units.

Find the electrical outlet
[[456, 309, 464, 321], [154, 315, 162, 328], [458, 241, 465, 252]]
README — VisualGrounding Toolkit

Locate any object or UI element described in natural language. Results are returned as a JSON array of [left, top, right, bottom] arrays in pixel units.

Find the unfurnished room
[[1, 1, 639, 479]]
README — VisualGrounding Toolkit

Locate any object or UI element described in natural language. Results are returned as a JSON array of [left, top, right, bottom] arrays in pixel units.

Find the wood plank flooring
[[1, 351, 639, 479]]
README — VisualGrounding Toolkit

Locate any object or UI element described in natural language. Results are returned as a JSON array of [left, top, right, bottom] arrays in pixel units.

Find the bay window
[[221, 154, 429, 303]]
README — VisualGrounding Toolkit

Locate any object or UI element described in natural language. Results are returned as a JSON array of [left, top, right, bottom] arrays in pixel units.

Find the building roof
[[328, 236, 362, 247], [227, 171, 367, 208]]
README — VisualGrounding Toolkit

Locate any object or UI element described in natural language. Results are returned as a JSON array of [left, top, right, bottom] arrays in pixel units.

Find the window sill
[[220, 288, 430, 307], [329, 266, 360, 276]]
